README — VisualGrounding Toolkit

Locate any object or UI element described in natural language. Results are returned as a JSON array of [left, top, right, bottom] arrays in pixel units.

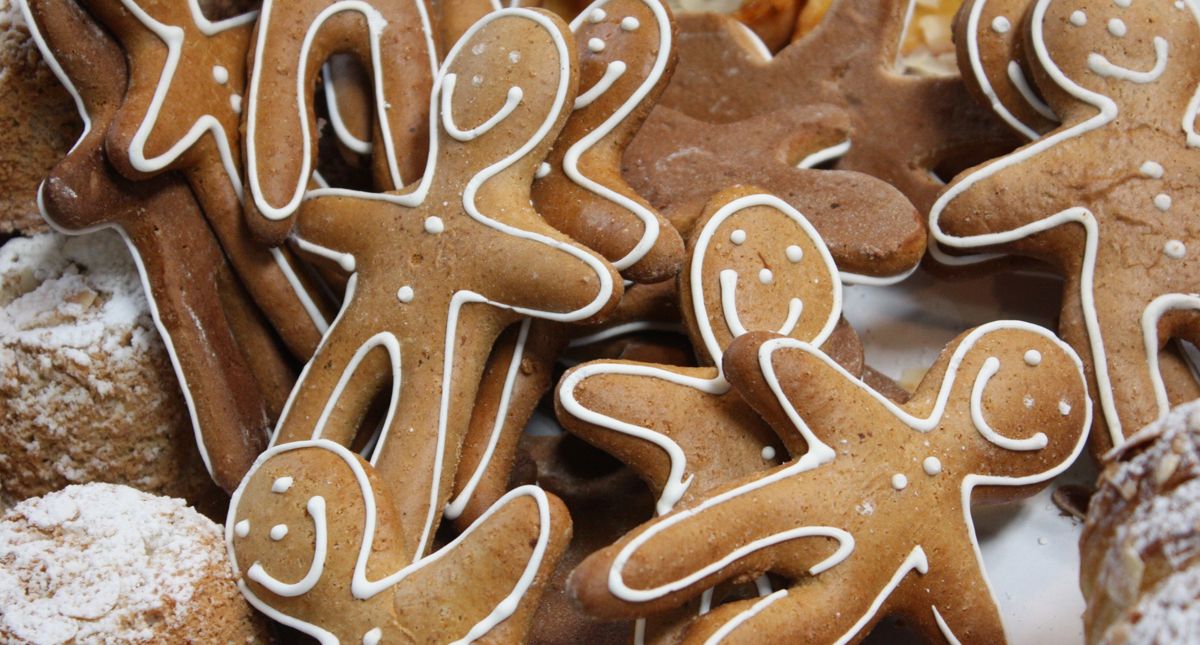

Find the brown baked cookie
[[651, 0, 1019, 215], [72, 0, 334, 358], [22, 0, 293, 493], [570, 321, 1091, 643], [930, 0, 1200, 453], [0, 0, 79, 234], [564, 278, 686, 362], [444, 319, 568, 529], [271, 8, 622, 560], [623, 104, 927, 282], [531, 0, 684, 284], [227, 439, 571, 643], [243, 0, 438, 243], [954, 0, 1059, 140]]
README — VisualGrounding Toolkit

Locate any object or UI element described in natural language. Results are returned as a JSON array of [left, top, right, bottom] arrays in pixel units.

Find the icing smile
[[718, 269, 802, 337], [1087, 36, 1169, 83]]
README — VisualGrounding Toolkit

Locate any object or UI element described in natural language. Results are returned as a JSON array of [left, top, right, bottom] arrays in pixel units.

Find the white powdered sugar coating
[[0, 483, 232, 643], [1120, 566, 1200, 643]]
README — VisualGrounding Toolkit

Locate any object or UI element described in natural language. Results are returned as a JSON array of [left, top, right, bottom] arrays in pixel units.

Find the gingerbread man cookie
[[648, 0, 1019, 215], [227, 439, 570, 643], [955, 0, 1060, 140], [243, 0, 437, 243], [21, 0, 294, 492], [570, 321, 1091, 643], [73, 0, 334, 357], [531, 0, 684, 284], [930, 0, 1200, 452], [271, 8, 622, 561], [558, 186, 861, 517]]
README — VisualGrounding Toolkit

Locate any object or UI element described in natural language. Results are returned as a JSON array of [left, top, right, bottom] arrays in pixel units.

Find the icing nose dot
[[397, 286, 415, 303], [1070, 10, 1087, 26], [424, 216, 445, 234], [1154, 194, 1172, 211], [621, 16, 640, 31], [730, 229, 747, 245], [270, 524, 289, 541], [508, 50, 521, 63], [758, 268, 774, 284], [786, 245, 803, 262], [588, 38, 606, 53], [472, 75, 483, 87], [1165, 240, 1187, 259], [991, 16, 1010, 33], [891, 474, 908, 490], [1140, 160, 1164, 178], [212, 65, 229, 84], [1024, 349, 1042, 366], [1107, 18, 1127, 37], [923, 457, 942, 476]]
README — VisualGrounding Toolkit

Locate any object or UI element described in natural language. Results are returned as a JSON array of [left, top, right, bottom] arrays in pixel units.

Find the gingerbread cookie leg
[[228, 439, 570, 643]]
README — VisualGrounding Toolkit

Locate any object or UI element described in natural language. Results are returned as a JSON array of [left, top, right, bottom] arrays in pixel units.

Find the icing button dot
[[758, 268, 774, 284], [1024, 395, 1035, 409], [786, 245, 803, 263], [1058, 400, 1072, 416], [234, 520, 250, 537], [1165, 240, 1187, 259], [1140, 160, 1164, 178], [1108, 18, 1127, 37], [230, 94, 243, 114], [363, 628, 383, 645], [761, 446, 776, 460], [1024, 349, 1042, 366], [472, 74, 484, 87], [621, 16, 640, 31], [1154, 194, 1172, 211], [588, 8, 606, 22], [922, 457, 942, 476], [1070, 10, 1087, 25], [424, 216, 445, 234], [212, 65, 229, 84], [891, 473, 908, 491], [508, 50, 521, 63], [271, 476, 293, 493], [1114, 0, 1131, 6], [730, 229, 747, 245], [588, 37, 606, 53], [270, 524, 288, 541], [397, 286, 415, 303], [535, 162, 552, 178], [991, 16, 1011, 33]]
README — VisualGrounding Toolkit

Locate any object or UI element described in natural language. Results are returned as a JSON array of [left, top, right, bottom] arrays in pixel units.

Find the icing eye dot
[[1107, 18, 1127, 37], [922, 457, 942, 476], [1024, 349, 1042, 366], [212, 65, 229, 84], [1058, 400, 1072, 416], [1164, 239, 1187, 259], [786, 245, 803, 263], [621, 16, 640, 31], [1070, 10, 1087, 26], [271, 476, 293, 493], [363, 628, 383, 645], [761, 446, 776, 460], [588, 8, 606, 22], [397, 286, 415, 303], [424, 216, 445, 234], [891, 473, 908, 490], [535, 162, 552, 178], [1140, 160, 1164, 178], [991, 16, 1011, 33], [758, 268, 774, 284], [508, 50, 521, 63], [234, 520, 250, 537], [730, 229, 747, 245], [230, 94, 243, 114], [472, 75, 484, 87], [1154, 194, 1172, 211], [588, 38, 606, 53], [270, 524, 289, 541]]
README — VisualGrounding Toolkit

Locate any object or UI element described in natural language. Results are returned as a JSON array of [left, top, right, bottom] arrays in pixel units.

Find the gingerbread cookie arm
[[446, 319, 568, 529], [532, 0, 685, 284], [243, 0, 438, 241], [893, 535, 1007, 645]]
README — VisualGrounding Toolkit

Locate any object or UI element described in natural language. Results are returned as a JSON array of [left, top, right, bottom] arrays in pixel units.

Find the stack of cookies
[[1, 0, 1198, 643]]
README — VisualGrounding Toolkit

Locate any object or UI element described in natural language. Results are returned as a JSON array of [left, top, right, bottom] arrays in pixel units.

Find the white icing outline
[[248, 496, 327, 595], [964, 0, 1056, 140], [930, 0, 1200, 446], [718, 269, 802, 337], [245, 0, 438, 219], [566, 320, 686, 348], [561, 0, 672, 271], [442, 78, 524, 141], [796, 140, 851, 169], [322, 59, 373, 155], [702, 589, 787, 645], [932, 605, 964, 644], [1087, 36, 1168, 82], [970, 357, 1049, 450], [1141, 294, 1200, 421], [227, 439, 555, 644]]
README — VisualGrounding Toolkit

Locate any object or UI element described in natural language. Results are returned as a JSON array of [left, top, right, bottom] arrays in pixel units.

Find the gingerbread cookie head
[[955, 0, 1060, 139], [530, 0, 685, 283], [681, 186, 841, 368], [1028, 0, 1200, 121]]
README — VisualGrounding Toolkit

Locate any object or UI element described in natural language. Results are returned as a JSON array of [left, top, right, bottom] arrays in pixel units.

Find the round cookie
[[0, 482, 267, 643], [0, 232, 219, 511]]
